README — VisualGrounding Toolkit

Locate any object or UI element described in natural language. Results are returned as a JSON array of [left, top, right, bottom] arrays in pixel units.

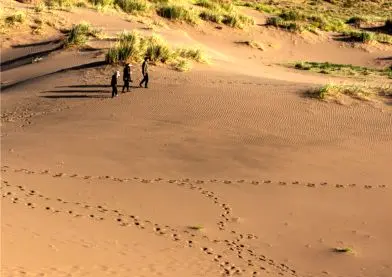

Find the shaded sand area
[[1, 2, 392, 277]]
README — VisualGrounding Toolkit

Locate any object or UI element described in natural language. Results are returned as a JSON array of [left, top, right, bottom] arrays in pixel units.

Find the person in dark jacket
[[139, 57, 150, 88], [122, 63, 132, 93], [111, 70, 120, 98]]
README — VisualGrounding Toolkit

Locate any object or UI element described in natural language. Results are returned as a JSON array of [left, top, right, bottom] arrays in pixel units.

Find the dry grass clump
[[3, 11, 26, 26], [293, 61, 392, 78], [64, 22, 101, 47], [114, 0, 150, 14], [197, 0, 254, 28], [157, 4, 199, 25], [306, 83, 392, 101]]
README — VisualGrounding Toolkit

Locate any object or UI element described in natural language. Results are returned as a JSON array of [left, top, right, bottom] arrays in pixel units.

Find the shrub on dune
[[343, 30, 375, 43], [115, 0, 149, 14], [199, 9, 224, 24], [89, 0, 114, 7], [44, 0, 76, 9], [65, 22, 100, 47], [157, 4, 199, 25], [306, 83, 392, 101], [222, 13, 254, 28], [174, 59, 192, 72], [175, 48, 207, 63], [4, 11, 26, 26]]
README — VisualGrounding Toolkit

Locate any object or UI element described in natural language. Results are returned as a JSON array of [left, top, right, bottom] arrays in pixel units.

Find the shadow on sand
[[1, 61, 107, 92], [40, 95, 108, 99], [42, 89, 109, 93], [11, 38, 63, 48]]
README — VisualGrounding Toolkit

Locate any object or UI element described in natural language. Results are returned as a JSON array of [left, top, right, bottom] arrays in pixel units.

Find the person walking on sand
[[139, 56, 150, 88], [111, 70, 120, 98], [122, 63, 133, 93]]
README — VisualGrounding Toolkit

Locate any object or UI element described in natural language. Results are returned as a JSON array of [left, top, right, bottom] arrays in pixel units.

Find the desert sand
[[1, 1, 392, 277]]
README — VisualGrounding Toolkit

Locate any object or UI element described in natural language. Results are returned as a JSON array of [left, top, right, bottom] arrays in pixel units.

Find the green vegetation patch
[[292, 61, 392, 78], [4, 11, 26, 26], [114, 0, 150, 14], [306, 83, 392, 101], [157, 4, 199, 25], [65, 22, 101, 47]]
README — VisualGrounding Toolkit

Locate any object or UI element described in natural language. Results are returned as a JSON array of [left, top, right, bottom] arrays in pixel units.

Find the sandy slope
[[1, 3, 392, 277]]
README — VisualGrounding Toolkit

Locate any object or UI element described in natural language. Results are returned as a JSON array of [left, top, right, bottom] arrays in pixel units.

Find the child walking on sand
[[111, 70, 120, 98]]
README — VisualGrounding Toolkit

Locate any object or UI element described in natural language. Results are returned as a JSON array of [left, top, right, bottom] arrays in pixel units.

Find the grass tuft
[[4, 11, 26, 26], [157, 4, 199, 25], [114, 0, 149, 14], [174, 59, 193, 72], [306, 83, 392, 101], [292, 61, 392, 78], [341, 30, 375, 43], [65, 22, 99, 47]]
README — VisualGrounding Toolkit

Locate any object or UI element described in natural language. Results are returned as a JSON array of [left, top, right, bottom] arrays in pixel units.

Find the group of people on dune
[[111, 56, 150, 98]]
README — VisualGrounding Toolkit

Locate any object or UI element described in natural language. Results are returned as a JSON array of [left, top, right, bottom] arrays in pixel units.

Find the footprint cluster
[[3, 164, 387, 277], [1, 165, 386, 191], [1, 177, 300, 277]]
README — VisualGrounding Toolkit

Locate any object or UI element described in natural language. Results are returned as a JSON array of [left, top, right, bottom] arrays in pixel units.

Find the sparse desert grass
[[4, 11, 26, 26], [292, 61, 392, 78], [341, 30, 374, 43], [341, 30, 392, 44], [195, 0, 234, 12], [175, 48, 208, 63], [199, 9, 254, 28], [346, 16, 367, 27], [239, 0, 390, 40], [374, 33, 392, 44], [157, 4, 199, 25], [105, 31, 209, 71], [89, 0, 114, 10], [115, 0, 150, 14], [44, 0, 76, 10], [266, 10, 347, 33], [222, 13, 254, 28], [194, 0, 253, 28], [306, 83, 392, 101], [64, 22, 101, 47], [199, 9, 224, 23], [34, 2, 46, 12], [174, 58, 193, 71]]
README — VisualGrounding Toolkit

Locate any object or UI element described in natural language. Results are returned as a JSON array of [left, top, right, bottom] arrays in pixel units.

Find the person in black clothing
[[111, 71, 120, 98], [139, 57, 149, 88], [122, 63, 133, 93]]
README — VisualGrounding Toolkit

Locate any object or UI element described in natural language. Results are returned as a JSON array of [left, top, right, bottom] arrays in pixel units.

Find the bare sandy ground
[[1, 4, 392, 277]]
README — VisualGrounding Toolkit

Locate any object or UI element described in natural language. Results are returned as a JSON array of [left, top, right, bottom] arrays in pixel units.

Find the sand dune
[[1, 2, 392, 277]]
